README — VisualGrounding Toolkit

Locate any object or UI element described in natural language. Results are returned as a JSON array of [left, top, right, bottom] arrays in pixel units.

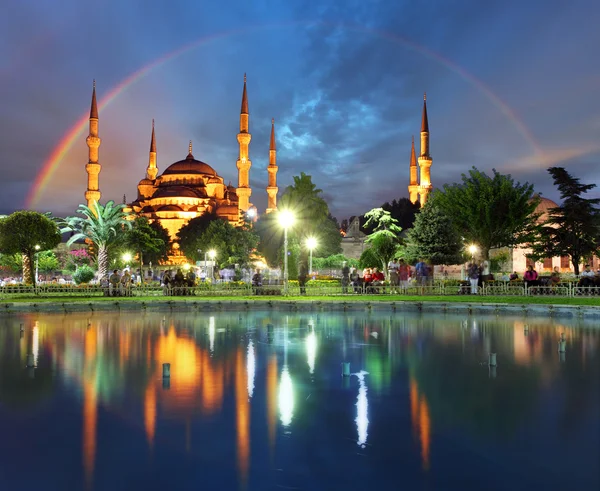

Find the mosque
[[83, 75, 279, 240]]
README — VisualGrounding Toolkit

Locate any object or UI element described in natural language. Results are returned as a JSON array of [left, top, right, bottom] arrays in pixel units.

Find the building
[[84, 75, 279, 241], [340, 216, 368, 260], [408, 94, 433, 206]]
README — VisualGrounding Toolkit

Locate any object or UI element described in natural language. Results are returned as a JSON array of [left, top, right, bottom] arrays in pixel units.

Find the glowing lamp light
[[183, 263, 190, 271], [278, 210, 295, 229], [208, 249, 216, 260], [122, 252, 133, 263], [246, 208, 256, 219], [34, 244, 41, 251], [306, 237, 317, 250], [468, 244, 478, 256], [278, 366, 294, 427]]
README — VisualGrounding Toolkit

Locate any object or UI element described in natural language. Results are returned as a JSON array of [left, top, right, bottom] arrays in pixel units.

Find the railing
[[0, 281, 599, 298]]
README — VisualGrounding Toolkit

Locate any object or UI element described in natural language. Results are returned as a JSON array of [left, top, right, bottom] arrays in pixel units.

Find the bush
[[73, 265, 96, 285]]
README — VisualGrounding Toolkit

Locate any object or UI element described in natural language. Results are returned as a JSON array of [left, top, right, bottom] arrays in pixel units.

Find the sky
[[1, 0, 599, 221]]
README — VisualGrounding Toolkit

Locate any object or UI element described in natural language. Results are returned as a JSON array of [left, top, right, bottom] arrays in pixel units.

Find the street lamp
[[306, 236, 317, 275], [208, 249, 216, 280], [122, 252, 132, 269], [278, 210, 295, 295], [34, 244, 40, 285], [468, 244, 478, 261]]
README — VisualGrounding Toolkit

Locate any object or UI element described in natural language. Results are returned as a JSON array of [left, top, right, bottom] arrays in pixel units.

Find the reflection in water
[[355, 371, 369, 447], [32, 321, 39, 365], [235, 348, 250, 485], [409, 377, 431, 470], [306, 330, 317, 374], [82, 326, 98, 488], [1, 312, 598, 491], [266, 355, 278, 451], [144, 383, 156, 447], [279, 366, 294, 427], [247, 340, 255, 398], [209, 316, 215, 354]]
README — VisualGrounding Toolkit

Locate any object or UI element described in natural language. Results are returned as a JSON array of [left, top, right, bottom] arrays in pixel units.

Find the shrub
[[73, 265, 96, 285]]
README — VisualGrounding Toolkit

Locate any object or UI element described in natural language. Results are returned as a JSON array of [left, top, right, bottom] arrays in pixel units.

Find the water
[[0, 312, 598, 491]]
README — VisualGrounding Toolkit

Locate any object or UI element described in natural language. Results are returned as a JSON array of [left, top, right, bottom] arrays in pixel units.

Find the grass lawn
[[2, 294, 599, 306]]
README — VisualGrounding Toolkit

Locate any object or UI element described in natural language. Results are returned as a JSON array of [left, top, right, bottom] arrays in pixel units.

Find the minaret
[[408, 136, 419, 204], [417, 93, 433, 205], [266, 118, 278, 214], [236, 74, 252, 212], [147, 119, 158, 180], [85, 80, 102, 209]]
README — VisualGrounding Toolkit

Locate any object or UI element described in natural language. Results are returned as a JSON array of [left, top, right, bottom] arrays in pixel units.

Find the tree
[[147, 221, 171, 264], [179, 217, 258, 269], [434, 167, 540, 259], [37, 251, 60, 274], [404, 202, 464, 266], [176, 211, 218, 254], [363, 208, 403, 276], [256, 173, 342, 269], [278, 172, 342, 257], [124, 217, 168, 278], [530, 167, 600, 275], [62, 201, 132, 280], [0, 211, 61, 285]]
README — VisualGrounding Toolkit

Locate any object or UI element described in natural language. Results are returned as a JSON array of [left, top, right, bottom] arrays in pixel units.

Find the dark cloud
[[1, 0, 599, 222]]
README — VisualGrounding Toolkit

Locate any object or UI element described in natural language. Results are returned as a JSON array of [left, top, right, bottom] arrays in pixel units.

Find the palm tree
[[63, 201, 131, 279]]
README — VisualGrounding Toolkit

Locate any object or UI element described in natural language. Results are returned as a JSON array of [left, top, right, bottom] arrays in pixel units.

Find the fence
[[1, 281, 599, 298]]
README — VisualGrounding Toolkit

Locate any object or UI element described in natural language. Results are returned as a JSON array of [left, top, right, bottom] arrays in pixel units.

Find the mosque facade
[[83, 75, 279, 240]]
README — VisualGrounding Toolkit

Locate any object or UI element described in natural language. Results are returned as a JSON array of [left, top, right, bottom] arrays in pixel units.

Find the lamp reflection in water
[[247, 340, 255, 398], [32, 321, 39, 365], [306, 330, 317, 374], [278, 366, 294, 427], [208, 316, 215, 354], [355, 370, 369, 447]]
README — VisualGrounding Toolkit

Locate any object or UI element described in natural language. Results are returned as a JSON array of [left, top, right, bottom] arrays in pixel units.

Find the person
[[350, 268, 361, 293], [199, 269, 207, 282], [550, 266, 561, 287], [415, 259, 428, 287], [186, 268, 196, 295], [523, 265, 539, 289], [399, 259, 410, 290], [100, 274, 110, 296], [579, 264, 596, 287], [109, 270, 120, 296], [120, 269, 132, 296], [298, 261, 308, 295], [174, 268, 185, 295], [363, 268, 373, 293], [388, 258, 399, 293], [509, 271, 519, 281], [467, 262, 480, 294], [372, 267, 385, 293], [341, 261, 350, 294], [162, 270, 172, 295], [252, 269, 263, 293]]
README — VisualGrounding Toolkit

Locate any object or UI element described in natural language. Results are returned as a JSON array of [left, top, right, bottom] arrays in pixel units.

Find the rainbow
[[27, 22, 542, 209]]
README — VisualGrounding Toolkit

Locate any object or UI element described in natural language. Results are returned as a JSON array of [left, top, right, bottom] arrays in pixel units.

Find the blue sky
[[0, 0, 598, 220]]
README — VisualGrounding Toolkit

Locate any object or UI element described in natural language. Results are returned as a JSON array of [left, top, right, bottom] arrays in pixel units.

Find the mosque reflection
[[0, 311, 598, 488]]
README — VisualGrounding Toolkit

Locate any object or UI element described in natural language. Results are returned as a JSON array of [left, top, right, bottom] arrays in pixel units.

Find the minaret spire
[[417, 93, 433, 205], [187, 140, 194, 159], [236, 73, 252, 213], [408, 136, 419, 204], [85, 80, 101, 210], [266, 118, 278, 214], [146, 119, 158, 180]]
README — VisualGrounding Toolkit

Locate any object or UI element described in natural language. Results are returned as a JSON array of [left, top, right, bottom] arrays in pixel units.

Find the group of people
[[161, 268, 197, 295], [101, 269, 141, 296]]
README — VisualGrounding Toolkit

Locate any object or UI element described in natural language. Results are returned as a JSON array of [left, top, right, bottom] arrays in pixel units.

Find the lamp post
[[34, 244, 40, 285], [208, 249, 216, 280], [278, 210, 295, 295], [306, 237, 317, 276]]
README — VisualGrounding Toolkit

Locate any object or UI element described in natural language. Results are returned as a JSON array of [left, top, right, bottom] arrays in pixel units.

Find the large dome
[[162, 153, 217, 176], [534, 196, 559, 222]]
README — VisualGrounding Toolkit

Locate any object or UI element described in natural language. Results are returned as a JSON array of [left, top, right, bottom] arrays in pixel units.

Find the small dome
[[157, 204, 183, 212], [138, 178, 154, 185], [152, 186, 207, 199], [208, 176, 221, 184], [533, 196, 559, 222]]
